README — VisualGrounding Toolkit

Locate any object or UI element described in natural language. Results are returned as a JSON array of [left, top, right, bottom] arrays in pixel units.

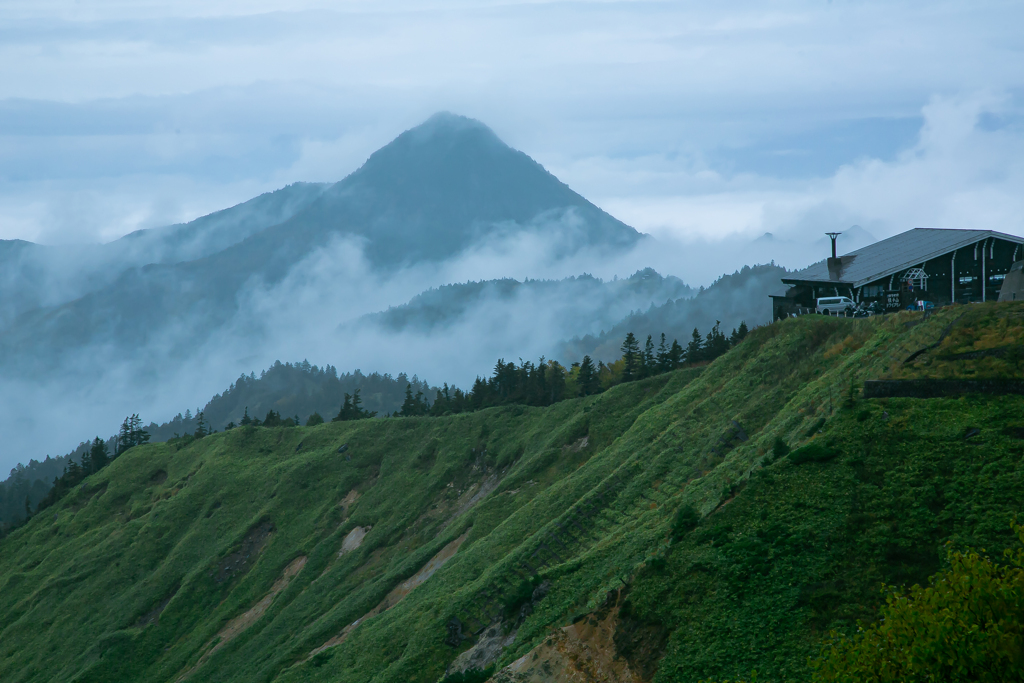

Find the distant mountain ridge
[[560, 263, 789, 362], [0, 113, 642, 376], [0, 182, 328, 329], [361, 268, 692, 334]]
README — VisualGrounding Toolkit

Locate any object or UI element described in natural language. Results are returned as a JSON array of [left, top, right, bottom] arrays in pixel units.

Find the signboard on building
[[885, 291, 902, 311]]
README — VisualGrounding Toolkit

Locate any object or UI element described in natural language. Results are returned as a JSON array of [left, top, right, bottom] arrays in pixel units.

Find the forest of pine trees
[[24, 414, 150, 526], [413, 321, 748, 417]]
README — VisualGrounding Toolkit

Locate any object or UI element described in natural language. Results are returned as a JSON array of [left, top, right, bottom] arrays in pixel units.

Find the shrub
[[442, 667, 495, 683], [502, 575, 543, 619], [788, 443, 839, 465], [804, 417, 826, 437], [671, 504, 700, 541], [812, 521, 1024, 682], [771, 437, 790, 460]]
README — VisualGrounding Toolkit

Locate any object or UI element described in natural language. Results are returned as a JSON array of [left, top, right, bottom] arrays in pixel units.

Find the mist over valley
[[0, 113, 804, 488]]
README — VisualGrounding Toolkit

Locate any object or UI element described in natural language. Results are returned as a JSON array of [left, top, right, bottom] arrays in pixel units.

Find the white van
[[816, 296, 854, 315]]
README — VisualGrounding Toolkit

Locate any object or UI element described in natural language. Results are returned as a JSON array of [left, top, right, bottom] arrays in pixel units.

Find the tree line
[[2, 320, 749, 535], [5, 415, 152, 533], [383, 320, 749, 418]]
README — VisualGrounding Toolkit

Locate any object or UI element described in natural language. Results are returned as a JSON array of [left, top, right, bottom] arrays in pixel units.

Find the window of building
[[990, 273, 1006, 282], [959, 276, 976, 284]]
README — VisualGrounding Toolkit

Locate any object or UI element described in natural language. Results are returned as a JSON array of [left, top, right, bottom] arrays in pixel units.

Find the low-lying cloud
[[585, 93, 1024, 260]]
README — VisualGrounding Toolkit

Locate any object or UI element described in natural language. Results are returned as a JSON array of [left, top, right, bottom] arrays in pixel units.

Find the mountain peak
[[292, 112, 640, 266], [412, 111, 496, 139], [368, 112, 506, 164]]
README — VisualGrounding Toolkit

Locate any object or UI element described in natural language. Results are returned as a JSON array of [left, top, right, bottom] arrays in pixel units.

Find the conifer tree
[[88, 437, 109, 473], [240, 407, 252, 426], [351, 389, 365, 417], [333, 394, 353, 422], [578, 355, 600, 396], [430, 389, 447, 416], [685, 327, 703, 364], [305, 412, 324, 426], [642, 335, 656, 378], [621, 332, 641, 381], [669, 339, 684, 369], [704, 321, 730, 361], [400, 384, 418, 417], [656, 333, 669, 373], [115, 414, 150, 456], [194, 411, 207, 438], [469, 377, 488, 410], [66, 459, 82, 482], [80, 446, 93, 476]]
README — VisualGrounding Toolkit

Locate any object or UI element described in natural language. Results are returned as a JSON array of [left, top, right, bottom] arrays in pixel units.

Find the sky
[[1, 0, 1023, 253]]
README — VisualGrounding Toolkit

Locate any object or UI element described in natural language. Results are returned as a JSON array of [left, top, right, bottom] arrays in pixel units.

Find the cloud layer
[[1, 1, 1022, 250]]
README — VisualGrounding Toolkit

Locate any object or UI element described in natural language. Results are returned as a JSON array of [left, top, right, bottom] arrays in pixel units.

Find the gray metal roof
[[782, 228, 1024, 288]]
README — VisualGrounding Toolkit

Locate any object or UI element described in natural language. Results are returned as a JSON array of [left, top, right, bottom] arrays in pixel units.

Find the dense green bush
[[788, 443, 839, 465], [502, 575, 544, 619], [441, 666, 494, 683], [671, 504, 700, 541], [813, 521, 1024, 682]]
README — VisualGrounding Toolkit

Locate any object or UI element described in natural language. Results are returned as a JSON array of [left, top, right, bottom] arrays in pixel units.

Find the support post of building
[[951, 250, 956, 304], [982, 239, 987, 301]]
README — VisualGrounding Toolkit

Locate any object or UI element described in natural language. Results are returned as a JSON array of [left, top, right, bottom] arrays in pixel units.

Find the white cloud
[[570, 92, 1024, 254], [0, 1, 1021, 244]]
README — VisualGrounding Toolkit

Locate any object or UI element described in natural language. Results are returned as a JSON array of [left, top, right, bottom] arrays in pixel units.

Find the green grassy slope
[[1, 304, 1022, 683]]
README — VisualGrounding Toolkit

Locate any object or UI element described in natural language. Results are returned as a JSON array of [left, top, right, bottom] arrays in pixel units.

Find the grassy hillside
[[1, 304, 1022, 683]]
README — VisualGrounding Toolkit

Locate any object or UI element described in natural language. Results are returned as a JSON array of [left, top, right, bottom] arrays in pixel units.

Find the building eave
[[783, 229, 1024, 289]]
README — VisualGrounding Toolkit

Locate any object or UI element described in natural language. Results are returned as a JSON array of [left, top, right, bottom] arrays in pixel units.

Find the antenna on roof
[[825, 232, 842, 259]]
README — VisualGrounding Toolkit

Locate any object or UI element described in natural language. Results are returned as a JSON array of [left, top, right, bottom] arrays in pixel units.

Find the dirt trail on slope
[[178, 555, 307, 680], [309, 530, 470, 657]]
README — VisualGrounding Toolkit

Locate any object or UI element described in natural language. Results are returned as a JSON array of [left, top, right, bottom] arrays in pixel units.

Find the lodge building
[[772, 228, 1024, 320]]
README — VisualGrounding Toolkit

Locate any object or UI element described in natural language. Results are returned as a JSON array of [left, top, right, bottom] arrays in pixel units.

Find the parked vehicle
[[905, 301, 935, 311], [816, 296, 855, 315]]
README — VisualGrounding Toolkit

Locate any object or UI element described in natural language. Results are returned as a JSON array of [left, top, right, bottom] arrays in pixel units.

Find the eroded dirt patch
[[450, 621, 516, 674], [310, 530, 470, 656], [179, 555, 306, 680], [562, 436, 589, 453], [338, 489, 360, 517], [214, 520, 274, 583], [445, 475, 500, 528], [135, 585, 178, 628], [339, 526, 370, 556], [490, 590, 661, 683]]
